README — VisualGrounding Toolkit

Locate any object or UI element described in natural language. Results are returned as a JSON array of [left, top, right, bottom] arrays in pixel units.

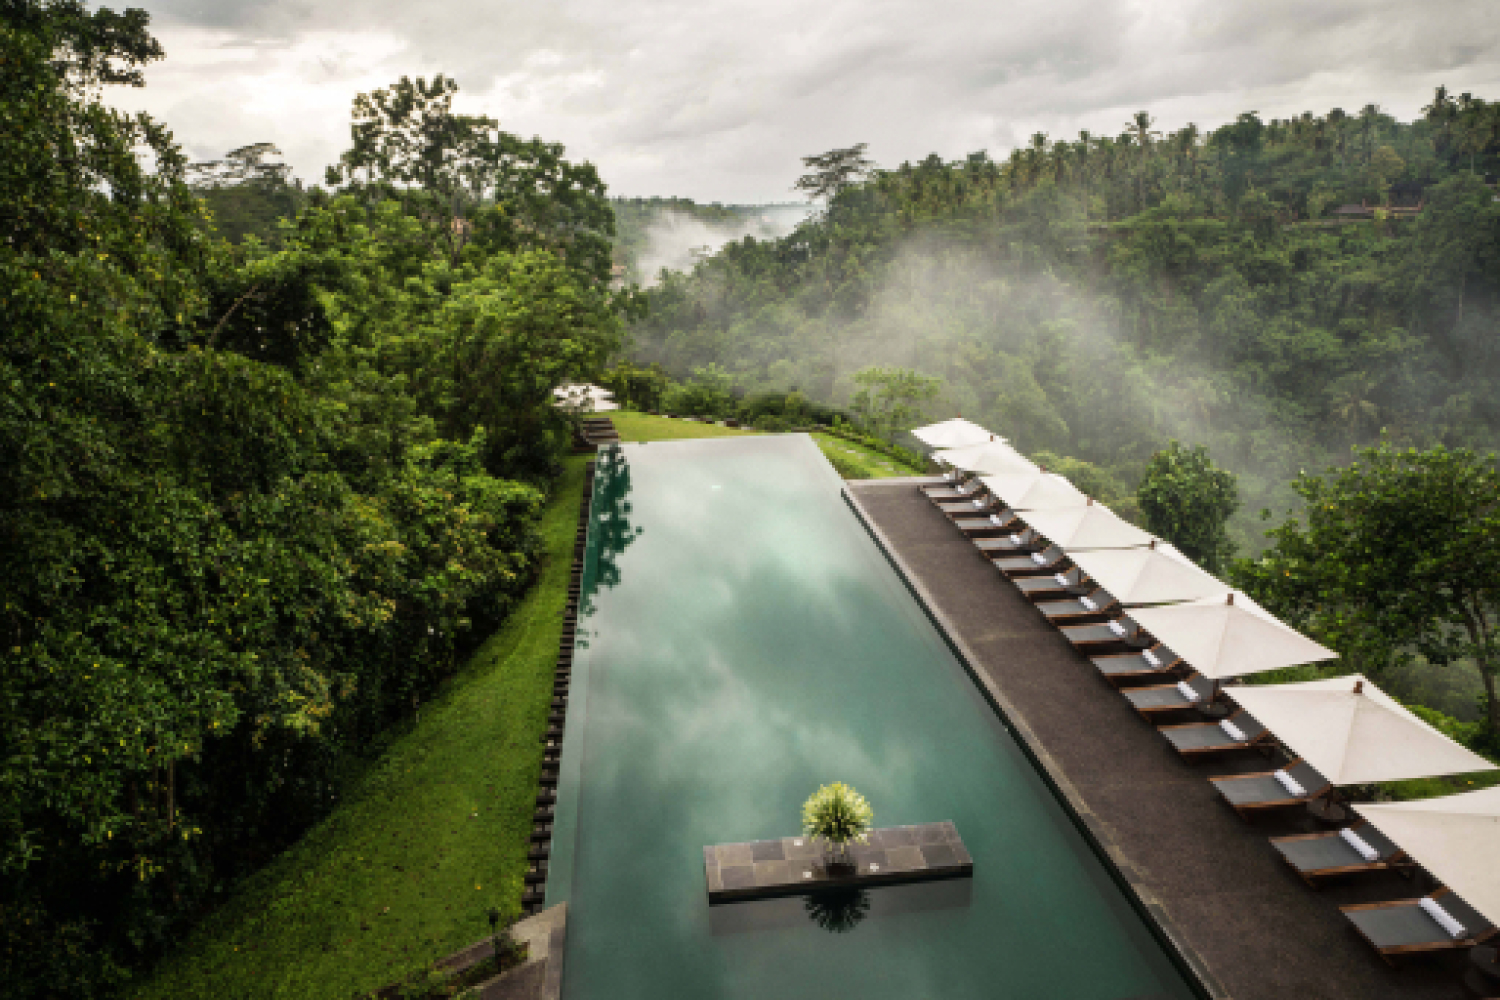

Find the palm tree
[[1128, 111, 1159, 208]]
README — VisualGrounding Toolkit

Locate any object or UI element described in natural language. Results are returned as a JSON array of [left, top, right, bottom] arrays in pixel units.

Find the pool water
[[547, 435, 1198, 1000]]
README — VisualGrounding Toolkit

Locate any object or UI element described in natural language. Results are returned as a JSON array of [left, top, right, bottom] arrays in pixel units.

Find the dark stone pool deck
[[847, 480, 1469, 1000], [704, 822, 973, 903]]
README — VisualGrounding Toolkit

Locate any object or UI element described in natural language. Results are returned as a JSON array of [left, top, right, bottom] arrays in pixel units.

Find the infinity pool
[[547, 435, 1197, 999]]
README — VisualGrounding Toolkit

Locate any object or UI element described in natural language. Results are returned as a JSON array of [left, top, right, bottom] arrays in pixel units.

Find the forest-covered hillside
[[627, 99, 1500, 541], [1, 4, 623, 994]]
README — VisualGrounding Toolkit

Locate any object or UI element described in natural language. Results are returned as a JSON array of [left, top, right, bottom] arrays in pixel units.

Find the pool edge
[[841, 486, 1229, 1000]]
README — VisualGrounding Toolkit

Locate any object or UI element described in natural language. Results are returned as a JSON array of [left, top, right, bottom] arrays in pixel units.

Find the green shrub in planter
[[801, 782, 874, 859]]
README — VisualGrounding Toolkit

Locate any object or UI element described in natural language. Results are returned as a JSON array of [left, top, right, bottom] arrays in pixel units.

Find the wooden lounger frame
[[1341, 888, 1499, 966], [1158, 711, 1273, 758], [1207, 757, 1333, 820], [1270, 821, 1413, 888]]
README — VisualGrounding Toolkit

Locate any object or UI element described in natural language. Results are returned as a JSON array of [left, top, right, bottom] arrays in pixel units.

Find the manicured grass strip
[[132, 457, 590, 1000], [809, 432, 923, 479], [610, 411, 757, 441]]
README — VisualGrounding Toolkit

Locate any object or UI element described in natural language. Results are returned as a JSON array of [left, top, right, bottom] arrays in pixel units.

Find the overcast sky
[[109, 0, 1500, 204]]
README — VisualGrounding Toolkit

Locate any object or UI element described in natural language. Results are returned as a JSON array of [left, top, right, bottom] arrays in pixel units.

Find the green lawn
[[610, 412, 921, 479], [610, 410, 756, 441], [133, 458, 589, 1000]]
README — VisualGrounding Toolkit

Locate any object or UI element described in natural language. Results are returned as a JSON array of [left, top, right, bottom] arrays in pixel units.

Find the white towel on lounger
[[1219, 719, 1247, 742], [1273, 769, 1306, 797], [1010, 533, 1022, 544], [1339, 828, 1379, 862], [1080, 596, 1097, 611], [1030, 551, 1046, 565], [1054, 573, 1069, 586], [1419, 897, 1467, 939], [990, 514, 1005, 526], [972, 497, 984, 507], [1176, 681, 1198, 702], [1142, 649, 1161, 667], [1107, 620, 1126, 636]]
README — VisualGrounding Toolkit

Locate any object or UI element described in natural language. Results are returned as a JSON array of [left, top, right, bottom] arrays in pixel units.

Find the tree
[[1236, 442, 1500, 741], [1136, 442, 1239, 574], [850, 367, 941, 442], [794, 144, 875, 202], [326, 75, 617, 283]]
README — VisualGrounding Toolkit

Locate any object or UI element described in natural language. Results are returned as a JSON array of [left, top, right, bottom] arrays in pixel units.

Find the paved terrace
[[847, 480, 1469, 1000]]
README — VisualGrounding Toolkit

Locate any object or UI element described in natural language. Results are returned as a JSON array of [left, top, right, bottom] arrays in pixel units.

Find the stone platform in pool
[[705, 822, 973, 903]]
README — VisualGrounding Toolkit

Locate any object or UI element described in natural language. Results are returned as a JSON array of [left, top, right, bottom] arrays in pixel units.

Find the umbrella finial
[[989, 433, 994, 441], [1149, 538, 1157, 549], [1353, 679, 1364, 694], [1087, 496, 1093, 505], [1226, 593, 1235, 605]]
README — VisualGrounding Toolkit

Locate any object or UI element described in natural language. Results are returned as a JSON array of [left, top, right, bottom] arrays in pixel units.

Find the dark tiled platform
[[704, 822, 973, 903], [847, 482, 1470, 1000]]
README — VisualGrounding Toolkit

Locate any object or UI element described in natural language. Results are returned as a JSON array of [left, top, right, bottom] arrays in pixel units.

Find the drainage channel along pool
[[546, 434, 1198, 1000]]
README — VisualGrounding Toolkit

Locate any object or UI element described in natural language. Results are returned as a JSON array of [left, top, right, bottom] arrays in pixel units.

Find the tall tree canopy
[[1, 3, 623, 993]]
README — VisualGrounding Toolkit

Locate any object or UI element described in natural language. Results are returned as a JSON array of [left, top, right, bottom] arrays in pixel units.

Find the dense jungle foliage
[[627, 96, 1500, 546], [0, 3, 621, 994]]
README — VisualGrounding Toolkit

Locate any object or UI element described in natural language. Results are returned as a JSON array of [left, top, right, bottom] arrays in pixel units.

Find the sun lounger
[[1158, 710, 1271, 757], [1015, 566, 1090, 601], [1208, 758, 1332, 819], [975, 529, 1041, 556], [920, 470, 970, 493], [938, 496, 997, 517], [1270, 820, 1410, 886], [1064, 619, 1151, 652], [993, 544, 1068, 577], [1342, 889, 1498, 966], [1089, 643, 1181, 684], [926, 482, 984, 502], [1122, 672, 1213, 716], [1036, 587, 1121, 624], [954, 508, 1023, 535]]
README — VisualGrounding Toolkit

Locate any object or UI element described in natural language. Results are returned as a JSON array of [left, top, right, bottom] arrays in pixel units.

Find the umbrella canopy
[[1069, 543, 1226, 606], [553, 383, 618, 412], [911, 418, 1002, 451], [1229, 675, 1496, 784], [933, 442, 1037, 477], [978, 471, 1088, 510], [1125, 592, 1336, 680], [1020, 504, 1156, 550], [1354, 786, 1500, 927]]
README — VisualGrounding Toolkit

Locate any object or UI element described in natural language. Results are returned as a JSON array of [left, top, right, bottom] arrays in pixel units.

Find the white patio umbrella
[[1125, 591, 1336, 680], [911, 418, 1002, 451], [1070, 542, 1226, 606], [932, 442, 1038, 477], [1020, 504, 1157, 550], [553, 383, 618, 412], [1354, 786, 1500, 928], [978, 471, 1088, 510], [1228, 675, 1496, 784]]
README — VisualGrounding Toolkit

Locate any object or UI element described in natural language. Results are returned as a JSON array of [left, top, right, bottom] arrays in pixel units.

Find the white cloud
[[110, 0, 1500, 202]]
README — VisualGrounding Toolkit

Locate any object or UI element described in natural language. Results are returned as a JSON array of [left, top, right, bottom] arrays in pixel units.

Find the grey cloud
[[112, 0, 1500, 203]]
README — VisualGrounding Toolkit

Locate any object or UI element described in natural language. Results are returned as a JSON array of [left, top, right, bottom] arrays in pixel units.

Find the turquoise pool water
[[548, 435, 1197, 1000]]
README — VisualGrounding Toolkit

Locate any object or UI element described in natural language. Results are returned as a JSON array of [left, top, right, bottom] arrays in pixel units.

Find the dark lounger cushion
[[1347, 903, 1454, 949]]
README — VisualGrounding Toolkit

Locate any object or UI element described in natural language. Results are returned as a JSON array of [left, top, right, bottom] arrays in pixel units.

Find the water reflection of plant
[[804, 888, 871, 934], [578, 447, 643, 633]]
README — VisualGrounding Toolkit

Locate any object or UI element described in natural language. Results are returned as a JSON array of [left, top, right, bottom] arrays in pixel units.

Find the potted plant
[[801, 782, 874, 868]]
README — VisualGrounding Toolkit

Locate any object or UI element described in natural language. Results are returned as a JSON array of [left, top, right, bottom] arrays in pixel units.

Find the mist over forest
[[625, 102, 1500, 550]]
